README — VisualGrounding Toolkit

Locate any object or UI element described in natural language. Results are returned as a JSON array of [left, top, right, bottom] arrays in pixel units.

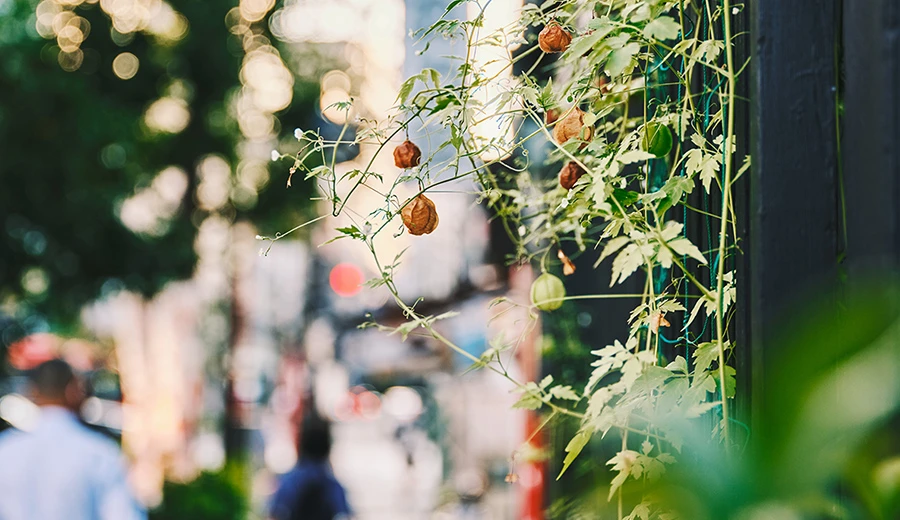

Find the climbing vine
[[267, 0, 747, 517]]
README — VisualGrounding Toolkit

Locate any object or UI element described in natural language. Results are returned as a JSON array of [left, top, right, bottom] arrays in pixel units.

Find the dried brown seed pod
[[401, 194, 439, 236], [393, 140, 422, 169], [649, 312, 671, 334], [558, 161, 586, 190], [544, 108, 560, 126], [557, 249, 576, 276], [538, 22, 572, 53], [552, 107, 594, 145]]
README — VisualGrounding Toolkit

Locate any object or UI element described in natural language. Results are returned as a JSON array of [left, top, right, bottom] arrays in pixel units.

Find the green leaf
[[557, 428, 593, 479], [397, 76, 418, 104], [618, 150, 656, 164], [539, 374, 554, 390], [613, 188, 641, 206], [512, 392, 543, 410], [607, 450, 638, 499], [336, 225, 366, 240], [700, 156, 721, 193], [611, 243, 645, 285], [598, 236, 631, 264], [684, 148, 704, 176], [564, 29, 607, 60], [669, 237, 708, 264], [607, 42, 641, 77], [442, 0, 469, 15], [393, 320, 420, 341], [693, 342, 721, 372], [549, 385, 580, 401], [715, 365, 737, 398], [643, 16, 681, 41], [685, 400, 721, 418], [656, 246, 673, 269], [694, 40, 724, 62], [661, 176, 694, 203], [665, 355, 689, 374], [624, 503, 651, 520]]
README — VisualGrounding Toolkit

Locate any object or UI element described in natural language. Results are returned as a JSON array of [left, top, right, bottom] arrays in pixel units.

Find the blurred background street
[[0, 0, 549, 518]]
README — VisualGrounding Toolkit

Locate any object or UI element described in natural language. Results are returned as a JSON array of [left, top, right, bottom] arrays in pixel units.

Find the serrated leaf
[[684, 148, 703, 176], [564, 29, 606, 60], [442, 0, 468, 14], [657, 453, 677, 464], [669, 237, 708, 264], [397, 76, 418, 104], [643, 16, 680, 41], [598, 236, 631, 264], [393, 320, 420, 341], [700, 156, 721, 193], [557, 428, 593, 479], [607, 42, 640, 77], [618, 150, 656, 164], [694, 40, 724, 62], [549, 385, 580, 401], [693, 342, 720, 372], [336, 225, 366, 240], [607, 450, 638, 499], [656, 246, 673, 268], [662, 176, 694, 203], [665, 355, 689, 374], [685, 400, 721, 418], [625, 503, 651, 520], [539, 374, 554, 389], [611, 243, 644, 286], [512, 392, 543, 410], [641, 440, 653, 455]]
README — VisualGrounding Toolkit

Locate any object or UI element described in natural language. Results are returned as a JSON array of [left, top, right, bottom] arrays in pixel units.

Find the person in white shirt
[[0, 359, 146, 520]]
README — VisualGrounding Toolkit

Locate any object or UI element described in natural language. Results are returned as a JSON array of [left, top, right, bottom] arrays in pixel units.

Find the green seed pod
[[642, 122, 673, 158], [531, 273, 566, 311]]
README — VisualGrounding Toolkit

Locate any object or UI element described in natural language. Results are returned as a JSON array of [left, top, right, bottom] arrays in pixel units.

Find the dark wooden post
[[747, 0, 841, 432], [843, 1, 900, 275]]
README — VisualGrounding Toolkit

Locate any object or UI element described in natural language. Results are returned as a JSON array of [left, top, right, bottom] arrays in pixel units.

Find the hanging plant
[[265, 1, 748, 517]]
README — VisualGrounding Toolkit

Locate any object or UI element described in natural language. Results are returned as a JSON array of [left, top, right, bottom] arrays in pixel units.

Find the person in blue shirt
[[269, 414, 351, 520], [0, 359, 146, 520]]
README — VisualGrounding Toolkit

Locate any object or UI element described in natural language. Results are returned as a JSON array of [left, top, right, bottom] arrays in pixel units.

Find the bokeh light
[[112, 52, 139, 79], [144, 97, 190, 134], [329, 262, 363, 297]]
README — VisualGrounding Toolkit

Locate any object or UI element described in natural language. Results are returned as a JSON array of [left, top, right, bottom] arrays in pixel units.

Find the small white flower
[[255, 235, 263, 240], [294, 128, 303, 139], [271, 150, 280, 161], [517, 225, 527, 237], [732, 6, 739, 14]]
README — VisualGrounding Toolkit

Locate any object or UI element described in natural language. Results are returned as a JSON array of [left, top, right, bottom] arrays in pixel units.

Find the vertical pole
[[748, 0, 840, 434], [843, 0, 900, 275]]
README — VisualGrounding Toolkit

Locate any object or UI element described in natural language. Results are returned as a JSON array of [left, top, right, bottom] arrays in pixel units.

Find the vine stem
[[716, 0, 737, 454]]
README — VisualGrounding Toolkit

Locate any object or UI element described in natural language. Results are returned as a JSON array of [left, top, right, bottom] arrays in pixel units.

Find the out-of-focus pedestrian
[[0, 358, 146, 520], [269, 414, 351, 520]]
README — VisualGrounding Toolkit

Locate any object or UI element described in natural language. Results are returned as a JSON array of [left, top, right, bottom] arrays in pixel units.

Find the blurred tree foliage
[[0, 0, 321, 333], [149, 464, 248, 520]]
